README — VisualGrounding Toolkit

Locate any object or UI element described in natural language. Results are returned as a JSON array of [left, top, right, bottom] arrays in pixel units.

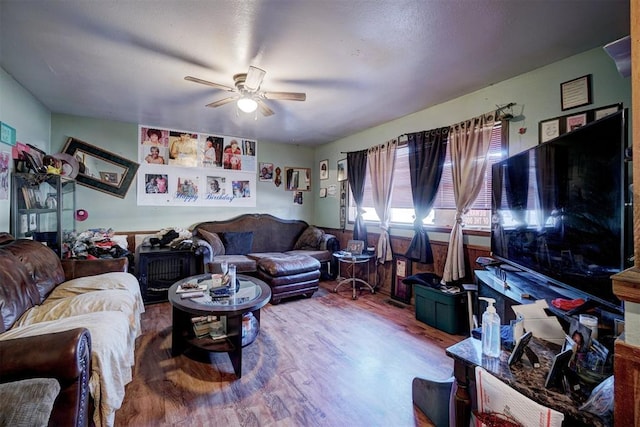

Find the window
[[348, 122, 506, 230]]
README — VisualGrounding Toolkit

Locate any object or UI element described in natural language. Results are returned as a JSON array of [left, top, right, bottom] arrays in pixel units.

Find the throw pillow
[[0, 378, 61, 426], [197, 229, 225, 256], [219, 231, 254, 255], [294, 226, 325, 250]]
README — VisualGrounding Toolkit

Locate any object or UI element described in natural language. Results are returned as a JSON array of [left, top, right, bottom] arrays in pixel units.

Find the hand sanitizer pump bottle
[[479, 297, 501, 357]]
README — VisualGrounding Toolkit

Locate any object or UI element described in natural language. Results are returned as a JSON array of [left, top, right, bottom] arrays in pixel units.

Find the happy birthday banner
[[136, 125, 257, 207]]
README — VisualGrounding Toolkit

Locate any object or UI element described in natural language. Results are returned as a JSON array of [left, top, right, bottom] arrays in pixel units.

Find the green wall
[[0, 68, 51, 232], [313, 47, 632, 246], [50, 114, 316, 231], [1, 47, 631, 237]]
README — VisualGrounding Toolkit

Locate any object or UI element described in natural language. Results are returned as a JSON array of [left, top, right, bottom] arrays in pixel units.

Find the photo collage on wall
[[136, 125, 257, 207]]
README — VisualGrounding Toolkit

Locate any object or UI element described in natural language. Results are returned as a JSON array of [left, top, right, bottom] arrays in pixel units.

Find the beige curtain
[[443, 112, 496, 282], [367, 139, 397, 264]]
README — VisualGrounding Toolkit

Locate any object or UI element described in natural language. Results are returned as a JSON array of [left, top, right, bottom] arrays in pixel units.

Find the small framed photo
[[508, 331, 533, 366], [561, 74, 592, 111], [346, 239, 364, 255], [539, 118, 560, 143], [392, 255, 412, 304], [595, 103, 622, 120], [319, 159, 329, 180], [565, 113, 587, 132], [319, 187, 327, 198], [259, 162, 274, 181], [337, 158, 347, 181], [545, 349, 574, 389]]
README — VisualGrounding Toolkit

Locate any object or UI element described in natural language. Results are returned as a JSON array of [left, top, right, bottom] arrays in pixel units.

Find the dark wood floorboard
[[115, 281, 464, 426]]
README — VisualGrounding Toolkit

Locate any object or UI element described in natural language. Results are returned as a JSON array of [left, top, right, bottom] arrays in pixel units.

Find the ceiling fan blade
[[245, 66, 266, 91], [263, 91, 306, 101], [257, 99, 275, 116], [184, 76, 235, 92], [206, 96, 239, 108]]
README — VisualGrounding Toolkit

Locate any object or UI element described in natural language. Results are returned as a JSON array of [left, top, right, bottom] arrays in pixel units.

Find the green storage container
[[414, 284, 467, 335]]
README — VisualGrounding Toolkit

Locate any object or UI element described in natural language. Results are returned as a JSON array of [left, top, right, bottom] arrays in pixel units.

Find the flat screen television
[[491, 110, 628, 310]]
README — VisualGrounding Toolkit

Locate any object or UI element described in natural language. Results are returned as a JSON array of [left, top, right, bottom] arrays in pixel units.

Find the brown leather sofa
[[0, 328, 91, 427], [192, 214, 339, 303], [0, 236, 144, 426]]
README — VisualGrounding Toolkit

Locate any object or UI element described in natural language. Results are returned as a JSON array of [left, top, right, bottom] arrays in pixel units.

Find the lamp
[[237, 96, 258, 113]]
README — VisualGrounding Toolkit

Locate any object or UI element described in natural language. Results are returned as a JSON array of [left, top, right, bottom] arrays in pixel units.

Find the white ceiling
[[0, 0, 630, 146]]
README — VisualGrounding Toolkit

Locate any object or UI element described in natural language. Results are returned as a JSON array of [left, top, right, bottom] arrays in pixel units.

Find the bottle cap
[[479, 297, 497, 313]]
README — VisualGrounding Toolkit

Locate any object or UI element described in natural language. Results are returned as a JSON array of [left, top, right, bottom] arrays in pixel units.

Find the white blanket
[[48, 272, 145, 323], [15, 289, 140, 344], [0, 311, 135, 427]]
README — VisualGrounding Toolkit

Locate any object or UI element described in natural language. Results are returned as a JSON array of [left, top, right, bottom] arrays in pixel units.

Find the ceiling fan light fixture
[[237, 96, 258, 113]]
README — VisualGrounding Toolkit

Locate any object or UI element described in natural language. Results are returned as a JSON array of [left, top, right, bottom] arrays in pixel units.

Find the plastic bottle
[[479, 297, 501, 357]]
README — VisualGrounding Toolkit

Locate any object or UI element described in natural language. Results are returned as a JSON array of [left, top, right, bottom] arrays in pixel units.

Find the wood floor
[[114, 282, 464, 427]]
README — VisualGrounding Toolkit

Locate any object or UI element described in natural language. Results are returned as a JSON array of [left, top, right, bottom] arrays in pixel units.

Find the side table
[[137, 246, 202, 304], [333, 252, 376, 299]]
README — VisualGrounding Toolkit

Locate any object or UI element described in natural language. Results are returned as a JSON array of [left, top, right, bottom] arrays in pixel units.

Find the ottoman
[[257, 255, 321, 304]]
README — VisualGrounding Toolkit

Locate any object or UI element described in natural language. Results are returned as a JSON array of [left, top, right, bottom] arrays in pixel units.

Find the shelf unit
[[10, 173, 76, 258]]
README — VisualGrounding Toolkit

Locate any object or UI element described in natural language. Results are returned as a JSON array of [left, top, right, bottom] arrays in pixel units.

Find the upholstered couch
[[0, 236, 144, 427], [192, 214, 339, 303]]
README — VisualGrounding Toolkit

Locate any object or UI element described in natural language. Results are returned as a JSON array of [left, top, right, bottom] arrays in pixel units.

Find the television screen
[[491, 110, 627, 308]]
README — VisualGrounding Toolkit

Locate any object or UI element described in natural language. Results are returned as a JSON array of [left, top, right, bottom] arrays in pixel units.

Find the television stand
[[474, 268, 623, 335]]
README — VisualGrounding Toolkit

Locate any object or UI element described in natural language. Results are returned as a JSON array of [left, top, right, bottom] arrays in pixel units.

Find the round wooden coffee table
[[168, 273, 271, 378]]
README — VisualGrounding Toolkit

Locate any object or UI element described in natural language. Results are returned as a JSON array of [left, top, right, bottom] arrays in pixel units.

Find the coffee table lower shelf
[[169, 274, 271, 379]]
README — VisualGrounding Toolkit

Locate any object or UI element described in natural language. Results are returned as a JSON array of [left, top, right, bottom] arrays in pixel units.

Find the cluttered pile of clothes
[[63, 228, 130, 260]]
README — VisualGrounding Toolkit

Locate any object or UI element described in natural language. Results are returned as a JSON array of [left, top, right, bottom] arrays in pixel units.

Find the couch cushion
[[208, 255, 257, 273], [193, 214, 309, 253], [220, 232, 254, 255], [0, 239, 65, 302], [293, 226, 324, 250], [196, 229, 225, 256], [285, 249, 333, 263], [0, 249, 40, 333], [258, 255, 320, 277], [0, 378, 61, 426]]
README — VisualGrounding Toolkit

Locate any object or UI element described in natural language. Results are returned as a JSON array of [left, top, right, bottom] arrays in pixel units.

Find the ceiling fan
[[184, 66, 306, 116]]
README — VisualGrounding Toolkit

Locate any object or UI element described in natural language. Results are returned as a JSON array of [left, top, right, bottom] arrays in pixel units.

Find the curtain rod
[[342, 102, 514, 154]]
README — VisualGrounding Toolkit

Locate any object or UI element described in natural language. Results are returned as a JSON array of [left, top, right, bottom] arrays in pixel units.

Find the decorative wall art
[[137, 125, 257, 207], [259, 162, 274, 181], [337, 158, 347, 181], [0, 122, 16, 146], [561, 74, 592, 111], [0, 150, 9, 200], [63, 137, 139, 198], [319, 159, 328, 180], [285, 167, 311, 191], [538, 103, 622, 144]]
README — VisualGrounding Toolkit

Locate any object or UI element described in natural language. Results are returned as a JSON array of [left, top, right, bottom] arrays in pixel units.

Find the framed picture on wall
[[392, 255, 412, 304], [565, 113, 587, 132], [319, 159, 329, 180], [337, 158, 347, 181], [561, 74, 592, 111], [539, 118, 560, 143]]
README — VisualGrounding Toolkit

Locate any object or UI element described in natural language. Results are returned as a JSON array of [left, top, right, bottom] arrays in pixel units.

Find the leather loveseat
[[192, 214, 339, 303], [0, 235, 144, 427]]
